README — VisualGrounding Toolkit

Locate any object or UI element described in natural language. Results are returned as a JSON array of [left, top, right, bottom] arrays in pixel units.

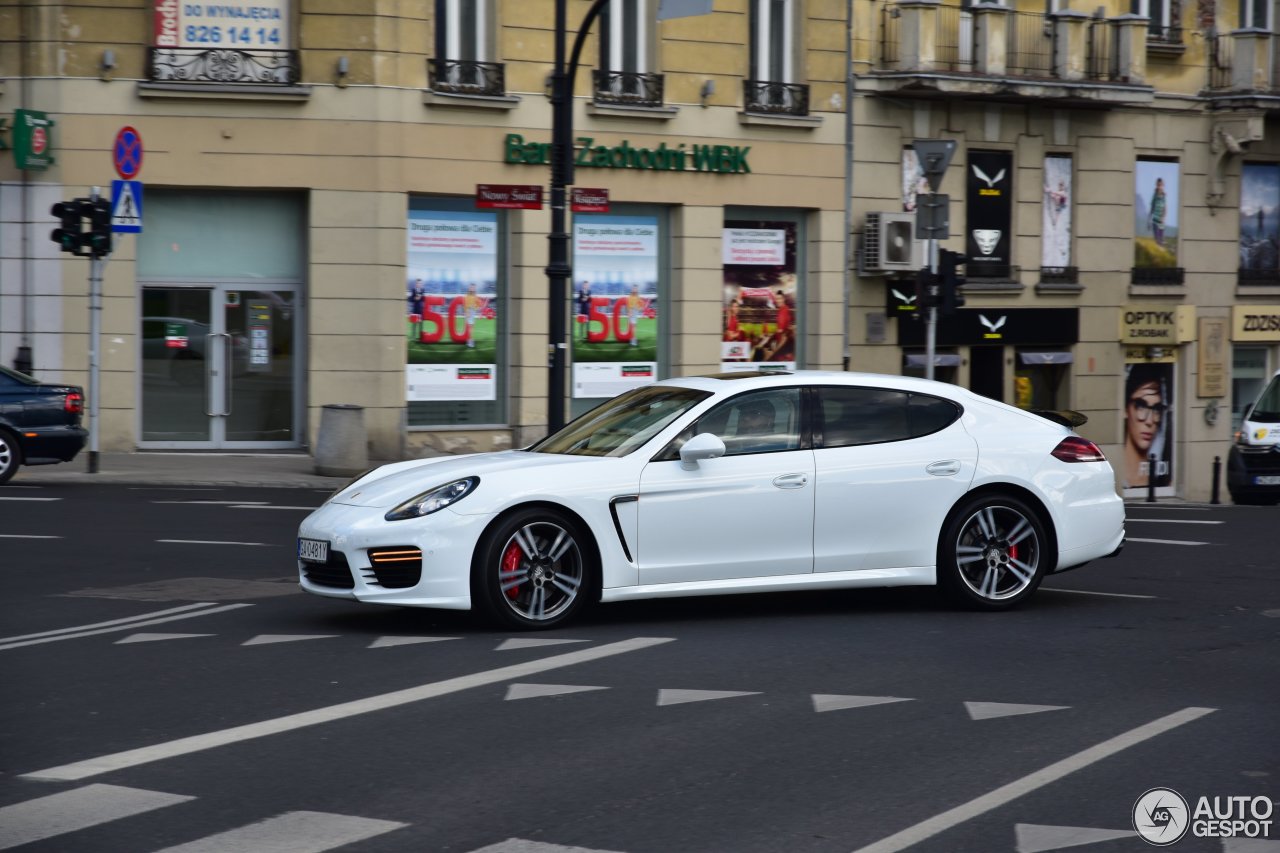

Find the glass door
[[141, 285, 300, 448]]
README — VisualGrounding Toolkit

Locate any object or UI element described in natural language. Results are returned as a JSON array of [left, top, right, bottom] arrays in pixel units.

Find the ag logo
[[1133, 787, 1190, 845]]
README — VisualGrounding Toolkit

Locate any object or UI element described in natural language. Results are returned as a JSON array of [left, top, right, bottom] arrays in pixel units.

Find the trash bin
[[314, 404, 369, 477]]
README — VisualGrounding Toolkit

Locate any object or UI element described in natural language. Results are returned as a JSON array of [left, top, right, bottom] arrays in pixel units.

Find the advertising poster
[[1134, 160, 1180, 268], [405, 210, 499, 401], [1122, 360, 1175, 492], [966, 150, 1013, 278], [571, 214, 660, 399], [154, 0, 291, 49], [902, 148, 929, 213], [1240, 163, 1279, 271], [721, 220, 797, 373], [1042, 155, 1072, 269]]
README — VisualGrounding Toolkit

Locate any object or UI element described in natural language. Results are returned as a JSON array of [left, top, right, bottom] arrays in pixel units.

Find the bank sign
[[6, 110, 55, 171], [504, 134, 751, 174]]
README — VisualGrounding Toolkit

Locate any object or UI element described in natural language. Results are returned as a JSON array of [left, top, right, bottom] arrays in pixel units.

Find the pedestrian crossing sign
[[111, 179, 143, 233]]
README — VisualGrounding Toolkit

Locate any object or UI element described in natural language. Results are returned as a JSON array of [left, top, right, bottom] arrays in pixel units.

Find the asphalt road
[[0, 483, 1276, 853]]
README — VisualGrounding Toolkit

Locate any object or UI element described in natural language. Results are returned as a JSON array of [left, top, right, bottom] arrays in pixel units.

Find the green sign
[[13, 109, 55, 171], [504, 133, 751, 175]]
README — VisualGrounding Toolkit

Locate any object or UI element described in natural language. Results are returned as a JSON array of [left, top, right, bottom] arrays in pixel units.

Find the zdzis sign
[[503, 133, 751, 175], [1120, 304, 1196, 345], [1232, 305, 1280, 342]]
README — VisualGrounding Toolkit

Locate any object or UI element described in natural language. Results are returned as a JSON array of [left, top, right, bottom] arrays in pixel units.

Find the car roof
[[657, 370, 975, 400]]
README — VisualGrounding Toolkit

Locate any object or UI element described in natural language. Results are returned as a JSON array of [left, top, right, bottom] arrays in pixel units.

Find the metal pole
[[546, 0, 571, 434], [1211, 455, 1221, 505], [924, 199, 939, 381], [1146, 452, 1156, 503], [87, 186, 102, 474]]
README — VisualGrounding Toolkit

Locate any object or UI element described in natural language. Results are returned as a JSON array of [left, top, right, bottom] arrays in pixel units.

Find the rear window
[[817, 386, 961, 448], [0, 366, 38, 387]]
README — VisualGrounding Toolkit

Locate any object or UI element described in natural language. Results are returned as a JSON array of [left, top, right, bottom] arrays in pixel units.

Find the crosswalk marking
[[0, 784, 193, 850], [657, 688, 760, 706], [149, 810, 408, 853]]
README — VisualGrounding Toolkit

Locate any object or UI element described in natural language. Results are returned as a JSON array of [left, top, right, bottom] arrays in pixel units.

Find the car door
[[812, 386, 977, 573], [636, 387, 815, 585]]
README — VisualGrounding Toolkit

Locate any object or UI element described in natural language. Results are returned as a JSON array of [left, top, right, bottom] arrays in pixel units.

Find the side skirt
[[600, 566, 936, 603]]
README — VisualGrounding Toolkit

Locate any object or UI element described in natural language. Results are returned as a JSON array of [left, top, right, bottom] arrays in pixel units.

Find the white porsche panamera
[[298, 371, 1125, 629]]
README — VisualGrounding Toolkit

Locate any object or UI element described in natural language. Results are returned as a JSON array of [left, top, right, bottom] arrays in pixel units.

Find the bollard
[[314, 404, 369, 477], [1211, 455, 1221, 505], [1146, 453, 1156, 503]]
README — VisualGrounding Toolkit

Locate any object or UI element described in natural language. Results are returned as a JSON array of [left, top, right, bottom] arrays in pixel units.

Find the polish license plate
[[1254, 475, 1280, 486], [298, 538, 329, 563]]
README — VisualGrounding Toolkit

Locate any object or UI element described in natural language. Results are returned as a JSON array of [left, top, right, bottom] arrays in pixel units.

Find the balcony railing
[[1147, 22, 1183, 45], [743, 80, 810, 115], [1239, 268, 1280, 285], [1131, 266, 1186, 285], [1085, 18, 1117, 80], [1208, 32, 1235, 89], [147, 47, 299, 85], [879, 4, 971, 71], [429, 59, 506, 97], [1007, 10, 1054, 77], [592, 70, 665, 107]]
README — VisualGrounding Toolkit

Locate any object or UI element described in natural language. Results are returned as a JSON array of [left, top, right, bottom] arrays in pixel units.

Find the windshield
[[529, 385, 711, 457], [1249, 373, 1280, 423]]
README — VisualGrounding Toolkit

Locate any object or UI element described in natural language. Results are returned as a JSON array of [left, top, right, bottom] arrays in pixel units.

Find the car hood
[[328, 450, 604, 509]]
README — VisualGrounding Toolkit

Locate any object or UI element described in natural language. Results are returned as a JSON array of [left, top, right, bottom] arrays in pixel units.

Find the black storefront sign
[[886, 281, 922, 317], [966, 150, 1012, 279], [898, 308, 1079, 347]]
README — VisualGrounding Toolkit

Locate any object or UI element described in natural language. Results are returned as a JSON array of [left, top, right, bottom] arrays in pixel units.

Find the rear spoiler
[[1031, 409, 1088, 429]]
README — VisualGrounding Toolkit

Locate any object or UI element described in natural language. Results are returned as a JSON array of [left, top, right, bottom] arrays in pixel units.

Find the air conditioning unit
[[859, 212, 922, 275]]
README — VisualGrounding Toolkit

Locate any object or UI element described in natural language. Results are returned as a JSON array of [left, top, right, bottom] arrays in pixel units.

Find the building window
[[1240, 163, 1279, 284], [1132, 0, 1182, 42], [431, 0, 504, 96], [746, 0, 808, 114], [1240, 0, 1271, 29], [149, 0, 299, 86], [595, 0, 663, 106]]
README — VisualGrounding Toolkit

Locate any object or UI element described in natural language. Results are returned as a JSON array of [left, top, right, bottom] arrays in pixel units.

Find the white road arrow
[[1015, 823, 1135, 853], [965, 701, 1070, 720]]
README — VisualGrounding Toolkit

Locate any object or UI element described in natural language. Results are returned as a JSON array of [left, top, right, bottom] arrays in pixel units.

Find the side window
[[658, 388, 802, 459], [817, 387, 911, 448], [907, 393, 962, 437]]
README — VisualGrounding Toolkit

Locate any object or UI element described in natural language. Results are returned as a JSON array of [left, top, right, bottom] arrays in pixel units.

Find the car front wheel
[[0, 429, 20, 485], [473, 508, 595, 630], [939, 494, 1048, 609]]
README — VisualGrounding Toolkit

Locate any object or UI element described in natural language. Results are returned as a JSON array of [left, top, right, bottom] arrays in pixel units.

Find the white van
[[1228, 368, 1280, 505]]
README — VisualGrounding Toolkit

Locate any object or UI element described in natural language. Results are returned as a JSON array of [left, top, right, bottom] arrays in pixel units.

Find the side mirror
[[679, 432, 726, 469]]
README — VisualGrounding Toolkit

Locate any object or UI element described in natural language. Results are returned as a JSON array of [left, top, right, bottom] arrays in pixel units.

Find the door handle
[[926, 460, 962, 477], [203, 333, 217, 417], [773, 473, 808, 489]]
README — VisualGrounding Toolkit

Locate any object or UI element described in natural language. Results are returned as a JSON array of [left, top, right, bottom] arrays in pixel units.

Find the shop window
[[431, 0, 504, 96], [1014, 351, 1072, 411], [903, 351, 959, 385], [149, 1, 299, 86], [1233, 346, 1271, 431], [746, 0, 808, 115], [596, 0, 663, 106]]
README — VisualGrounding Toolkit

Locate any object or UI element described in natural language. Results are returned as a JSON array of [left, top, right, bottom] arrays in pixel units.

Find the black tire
[[938, 493, 1048, 610], [0, 428, 21, 485], [472, 507, 597, 630]]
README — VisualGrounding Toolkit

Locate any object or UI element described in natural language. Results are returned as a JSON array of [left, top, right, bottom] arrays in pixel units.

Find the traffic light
[[50, 199, 87, 256], [914, 266, 938, 310], [939, 249, 967, 315], [86, 197, 113, 258]]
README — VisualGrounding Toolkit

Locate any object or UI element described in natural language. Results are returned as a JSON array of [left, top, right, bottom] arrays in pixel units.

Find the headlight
[[384, 477, 479, 521], [328, 468, 376, 502]]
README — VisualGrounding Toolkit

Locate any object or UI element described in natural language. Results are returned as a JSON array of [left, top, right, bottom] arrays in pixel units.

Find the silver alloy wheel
[[496, 521, 585, 622], [954, 504, 1041, 601], [0, 434, 14, 479]]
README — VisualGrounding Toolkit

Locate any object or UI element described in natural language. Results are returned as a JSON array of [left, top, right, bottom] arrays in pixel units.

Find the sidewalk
[[11, 452, 354, 489]]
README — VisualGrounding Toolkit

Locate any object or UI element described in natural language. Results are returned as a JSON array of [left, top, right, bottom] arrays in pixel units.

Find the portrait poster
[[721, 220, 797, 373], [1134, 160, 1180, 268], [966, 150, 1013, 278], [903, 148, 929, 213], [1240, 163, 1280, 272], [1042, 155, 1072, 269], [405, 210, 499, 401], [571, 214, 660, 399], [1121, 360, 1175, 494]]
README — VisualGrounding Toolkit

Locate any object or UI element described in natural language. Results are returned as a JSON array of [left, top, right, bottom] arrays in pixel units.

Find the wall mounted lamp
[[336, 55, 349, 88]]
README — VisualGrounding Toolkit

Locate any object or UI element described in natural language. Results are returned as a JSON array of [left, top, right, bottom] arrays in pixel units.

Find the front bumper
[[296, 501, 491, 609], [1227, 445, 1280, 501]]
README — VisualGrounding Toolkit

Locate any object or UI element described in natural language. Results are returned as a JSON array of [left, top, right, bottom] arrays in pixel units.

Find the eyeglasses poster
[[571, 214, 660, 399], [405, 209, 499, 401], [1122, 361, 1174, 491], [721, 220, 798, 373], [1134, 159, 1180, 269]]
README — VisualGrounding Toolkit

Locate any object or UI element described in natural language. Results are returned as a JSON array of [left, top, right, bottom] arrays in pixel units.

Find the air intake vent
[[303, 552, 355, 589], [366, 547, 424, 589]]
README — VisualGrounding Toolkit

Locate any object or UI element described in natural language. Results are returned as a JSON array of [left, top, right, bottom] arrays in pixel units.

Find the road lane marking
[[1014, 824, 1134, 852], [1127, 518, 1224, 525], [848, 706, 1216, 853], [0, 496, 60, 501], [242, 634, 338, 646], [0, 603, 222, 643], [505, 683, 610, 700], [469, 841, 626, 853], [1040, 588, 1158, 600], [368, 636, 461, 648], [0, 604, 252, 651], [0, 784, 193, 850], [116, 633, 214, 644], [151, 500, 270, 505], [496, 638, 590, 651], [156, 539, 274, 546], [964, 702, 1069, 721], [813, 695, 913, 713], [0, 534, 61, 539], [21, 636, 675, 781], [150, 810, 408, 853], [229, 505, 318, 510], [1127, 537, 1209, 546], [657, 689, 760, 706]]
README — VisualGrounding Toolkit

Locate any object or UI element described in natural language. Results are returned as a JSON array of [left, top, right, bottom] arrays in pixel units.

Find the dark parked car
[[0, 365, 88, 484]]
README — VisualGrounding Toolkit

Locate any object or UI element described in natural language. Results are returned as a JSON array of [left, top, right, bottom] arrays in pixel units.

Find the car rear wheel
[[939, 494, 1047, 609], [473, 508, 595, 630], [0, 429, 20, 485]]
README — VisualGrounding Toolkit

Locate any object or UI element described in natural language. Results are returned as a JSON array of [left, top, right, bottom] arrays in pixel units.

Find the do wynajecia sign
[[1232, 305, 1280, 341], [504, 134, 752, 174]]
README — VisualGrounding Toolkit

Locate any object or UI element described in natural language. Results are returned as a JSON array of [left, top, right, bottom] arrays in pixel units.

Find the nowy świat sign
[[503, 134, 751, 175]]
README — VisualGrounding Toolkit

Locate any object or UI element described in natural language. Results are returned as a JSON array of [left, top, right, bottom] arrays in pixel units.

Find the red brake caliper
[[502, 543, 523, 599]]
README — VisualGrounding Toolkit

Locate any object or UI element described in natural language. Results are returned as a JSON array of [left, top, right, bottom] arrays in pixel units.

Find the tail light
[[64, 392, 84, 415], [1051, 436, 1106, 463]]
